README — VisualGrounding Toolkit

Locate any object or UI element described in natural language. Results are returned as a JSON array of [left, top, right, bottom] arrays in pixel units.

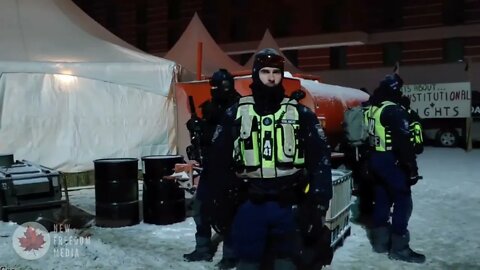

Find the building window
[[443, 0, 465, 25], [167, 0, 181, 20], [273, 8, 291, 37], [230, 18, 246, 42], [383, 43, 402, 66], [330, 46, 347, 69], [283, 50, 299, 67], [240, 53, 254, 66], [322, 3, 341, 32], [167, 26, 181, 48], [136, 1, 147, 51], [443, 38, 464, 62], [382, 1, 402, 29], [106, 2, 117, 32]]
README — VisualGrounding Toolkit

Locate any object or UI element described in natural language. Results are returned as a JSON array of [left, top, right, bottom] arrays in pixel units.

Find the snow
[[284, 72, 370, 104], [1, 147, 480, 269]]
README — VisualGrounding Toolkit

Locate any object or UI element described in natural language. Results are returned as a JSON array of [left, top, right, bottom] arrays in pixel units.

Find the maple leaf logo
[[17, 226, 46, 252]]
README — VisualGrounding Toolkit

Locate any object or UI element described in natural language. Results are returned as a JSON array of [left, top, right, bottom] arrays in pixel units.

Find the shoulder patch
[[212, 125, 223, 143], [225, 104, 238, 117], [315, 124, 327, 140]]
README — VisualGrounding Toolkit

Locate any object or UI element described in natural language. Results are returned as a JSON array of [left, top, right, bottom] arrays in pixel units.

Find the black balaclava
[[210, 68, 236, 105], [370, 73, 404, 106], [250, 48, 286, 115], [204, 69, 240, 124]]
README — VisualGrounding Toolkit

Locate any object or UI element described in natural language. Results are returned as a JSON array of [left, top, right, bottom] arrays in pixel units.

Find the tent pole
[[197, 42, 203, 80]]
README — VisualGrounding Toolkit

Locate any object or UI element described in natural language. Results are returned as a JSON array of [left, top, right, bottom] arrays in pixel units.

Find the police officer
[[183, 69, 240, 269], [365, 73, 425, 263], [207, 48, 332, 270]]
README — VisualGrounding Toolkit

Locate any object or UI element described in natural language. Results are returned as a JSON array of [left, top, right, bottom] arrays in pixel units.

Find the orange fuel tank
[[174, 76, 369, 157], [298, 79, 369, 147]]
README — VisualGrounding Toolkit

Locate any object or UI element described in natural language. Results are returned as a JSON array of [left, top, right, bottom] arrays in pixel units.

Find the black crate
[[0, 160, 65, 222]]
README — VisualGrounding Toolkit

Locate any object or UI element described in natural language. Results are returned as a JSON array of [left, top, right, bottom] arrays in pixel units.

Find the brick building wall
[[73, 0, 480, 72]]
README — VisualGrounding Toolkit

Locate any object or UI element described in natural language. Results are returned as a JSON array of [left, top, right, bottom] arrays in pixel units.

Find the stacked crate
[[325, 169, 353, 248]]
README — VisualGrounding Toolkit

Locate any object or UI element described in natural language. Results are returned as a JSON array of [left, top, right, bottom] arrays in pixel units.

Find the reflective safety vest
[[233, 96, 305, 178], [365, 101, 396, 152], [407, 109, 423, 148]]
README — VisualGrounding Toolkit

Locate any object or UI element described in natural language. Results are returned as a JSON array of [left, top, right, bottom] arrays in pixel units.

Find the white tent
[[0, 0, 178, 172], [164, 13, 244, 79], [245, 29, 302, 74]]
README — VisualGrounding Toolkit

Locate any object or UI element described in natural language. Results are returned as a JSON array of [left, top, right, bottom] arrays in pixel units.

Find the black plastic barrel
[[142, 155, 185, 225], [94, 158, 139, 227]]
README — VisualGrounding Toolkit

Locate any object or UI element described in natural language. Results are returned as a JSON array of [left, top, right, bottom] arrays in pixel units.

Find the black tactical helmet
[[210, 69, 235, 101], [380, 73, 404, 92], [252, 48, 285, 76], [210, 69, 234, 92]]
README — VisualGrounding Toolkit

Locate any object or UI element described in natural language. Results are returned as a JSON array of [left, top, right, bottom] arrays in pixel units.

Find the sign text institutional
[[401, 82, 471, 118]]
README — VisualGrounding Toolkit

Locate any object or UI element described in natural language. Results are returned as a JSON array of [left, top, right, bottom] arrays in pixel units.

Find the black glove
[[409, 174, 422, 186], [402, 162, 421, 186], [297, 193, 328, 243]]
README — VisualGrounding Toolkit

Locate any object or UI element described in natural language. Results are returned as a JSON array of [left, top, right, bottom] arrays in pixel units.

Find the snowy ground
[[1, 147, 480, 269]]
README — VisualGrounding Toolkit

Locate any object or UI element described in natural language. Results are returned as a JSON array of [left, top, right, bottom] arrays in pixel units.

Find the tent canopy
[[0, 0, 175, 95], [165, 13, 244, 78], [0, 0, 178, 172]]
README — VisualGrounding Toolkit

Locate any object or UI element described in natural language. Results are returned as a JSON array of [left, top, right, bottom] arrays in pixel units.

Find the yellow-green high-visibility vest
[[233, 96, 305, 178], [365, 101, 396, 152]]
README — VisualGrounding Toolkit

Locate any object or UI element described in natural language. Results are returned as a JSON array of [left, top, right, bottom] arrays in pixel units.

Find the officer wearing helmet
[[365, 73, 425, 263], [183, 68, 240, 269], [206, 48, 332, 270]]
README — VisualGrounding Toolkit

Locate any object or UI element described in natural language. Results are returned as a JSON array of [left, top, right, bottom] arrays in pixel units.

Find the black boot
[[389, 232, 426, 264], [371, 226, 390, 253], [184, 234, 214, 262], [183, 249, 213, 262], [216, 258, 238, 269]]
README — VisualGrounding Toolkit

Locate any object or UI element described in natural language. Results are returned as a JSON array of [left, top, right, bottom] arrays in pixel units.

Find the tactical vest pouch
[[277, 123, 296, 158], [239, 116, 260, 167]]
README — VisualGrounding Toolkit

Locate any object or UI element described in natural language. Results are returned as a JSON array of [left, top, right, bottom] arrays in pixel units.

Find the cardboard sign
[[401, 82, 471, 118]]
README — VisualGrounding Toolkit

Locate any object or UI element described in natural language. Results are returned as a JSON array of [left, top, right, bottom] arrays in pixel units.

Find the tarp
[[164, 13, 244, 78], [245, 30, 302, 74], [0, 0, 178, 172]]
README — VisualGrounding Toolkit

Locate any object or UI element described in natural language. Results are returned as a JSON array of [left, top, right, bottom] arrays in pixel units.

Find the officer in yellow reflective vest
[[365, 73, 425, 264], [206, 48, 332, 270]]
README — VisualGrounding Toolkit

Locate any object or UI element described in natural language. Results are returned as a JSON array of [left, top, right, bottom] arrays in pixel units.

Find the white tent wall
[[0, 0, 179, 172], [0, 73, 176, 172], [0, 0, 176, 96]]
